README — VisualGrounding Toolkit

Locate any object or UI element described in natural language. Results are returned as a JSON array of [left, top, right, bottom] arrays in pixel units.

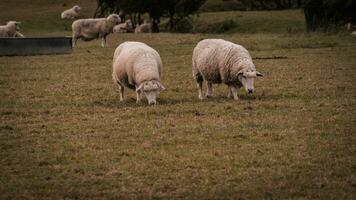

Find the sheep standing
[[61, 5, 81, 19], [0, 21, 23, 38], [71, 14, 121, 47], [112, 42, 165, 105], [192, 39, 263, 100], [113, 19, 133, 33]]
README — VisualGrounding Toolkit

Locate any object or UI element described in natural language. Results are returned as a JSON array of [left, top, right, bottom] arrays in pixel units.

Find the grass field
[[1, 1, 356, 199]]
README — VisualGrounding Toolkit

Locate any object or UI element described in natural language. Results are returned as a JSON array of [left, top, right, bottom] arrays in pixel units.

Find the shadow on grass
[[91, 90, 300, 108]]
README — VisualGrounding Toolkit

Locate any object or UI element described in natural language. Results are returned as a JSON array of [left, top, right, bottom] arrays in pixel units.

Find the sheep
[[71, 14, 121, 47], [0, 21, 22, 38], [113, 19, 133, 33], [134, 20, 153, 33], [61, 5, 81, 19], [192, 39, 263, 100], [112, 41, 165, 105]]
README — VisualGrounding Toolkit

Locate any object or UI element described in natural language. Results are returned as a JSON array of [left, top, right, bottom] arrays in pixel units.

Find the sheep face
[[238, 70, 263, 94], [74, 5, 81, 12], [107, 14, 121, 25], [136, 81, 165, 105], [7, 21, 20, 31]]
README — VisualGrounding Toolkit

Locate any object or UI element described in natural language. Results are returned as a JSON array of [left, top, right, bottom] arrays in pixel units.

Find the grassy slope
[[194, 9, 306, 33], [1, 1, 356, 199], [0, 0, 97, 33]]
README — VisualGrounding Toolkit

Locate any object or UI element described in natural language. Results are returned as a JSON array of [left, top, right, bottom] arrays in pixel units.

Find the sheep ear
[[256, 71, 263, 77], [136, 84, 143, 92]]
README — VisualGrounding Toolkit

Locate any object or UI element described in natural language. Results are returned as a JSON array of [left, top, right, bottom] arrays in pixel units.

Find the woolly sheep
[[113, 19, 133, 33], [112, 41, 165, 105], [71, 14, 121, 47], [135, 21, 152, 33], [192, 39, 263, 100], [0, 21, 23, 38], [61, 5, 81, 19]]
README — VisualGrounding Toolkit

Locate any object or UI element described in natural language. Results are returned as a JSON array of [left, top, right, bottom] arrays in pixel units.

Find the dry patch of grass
[[0, 32, 355, 199]]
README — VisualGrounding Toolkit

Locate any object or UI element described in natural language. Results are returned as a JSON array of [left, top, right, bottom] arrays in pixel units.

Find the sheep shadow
[[93, 92, 269, 109]]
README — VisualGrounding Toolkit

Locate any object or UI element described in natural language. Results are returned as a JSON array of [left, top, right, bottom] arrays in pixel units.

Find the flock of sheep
[[113, 39, 263, 105], [1, 5, 264, 105], [59, 5, 264, 105], [61, 5, 154, 47]]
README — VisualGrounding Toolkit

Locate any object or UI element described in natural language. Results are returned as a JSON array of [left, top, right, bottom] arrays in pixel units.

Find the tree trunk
[[297, 0, 302, 8]]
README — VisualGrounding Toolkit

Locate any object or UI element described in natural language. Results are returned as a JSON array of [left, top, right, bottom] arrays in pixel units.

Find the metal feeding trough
[[0, 37, 72, 56]]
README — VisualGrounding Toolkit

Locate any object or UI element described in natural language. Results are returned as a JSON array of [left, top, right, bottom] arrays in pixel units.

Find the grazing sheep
[[352, 30, 356, 36], [112, 41, 165, 105], [0, 21, 22, 38], [135, 20, 152, 33], [61, 5, 81, 19], [192, 39, 263, 100], [113, 19, 133, 33], [71, 14, 121, 47]]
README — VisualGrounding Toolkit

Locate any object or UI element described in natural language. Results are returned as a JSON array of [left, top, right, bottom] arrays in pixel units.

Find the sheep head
[[136, 80, 165, 105], [7, 21, 21, 31], [107, 14, 121, 25]]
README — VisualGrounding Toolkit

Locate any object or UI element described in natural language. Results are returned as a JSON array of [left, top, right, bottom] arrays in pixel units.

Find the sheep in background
[[0, 21, 23, 38], [113, 19, 133, 33], [112, 41, 165, 105], [135, 20, 153, 33], [61, 5, 81, 19], [71, 14, 121, 47], [192, 39, 263, 100]]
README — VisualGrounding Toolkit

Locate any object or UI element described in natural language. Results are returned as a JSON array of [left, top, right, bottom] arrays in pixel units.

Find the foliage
[[304, 0, 356, 32], [94, 0, 206, 32], [201, 0, 305, 12]]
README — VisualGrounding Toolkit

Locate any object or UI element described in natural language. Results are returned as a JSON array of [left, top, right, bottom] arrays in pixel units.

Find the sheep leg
[[206, 82, 213, 98], [136, 90, 142, 103], [227, 86, 233, 99], [194, 72, 204, 100], [72, 37, 77, 48], [197, 81, 203, 100], [117, 84, 124, 101], [230, 86, 239, 100], [101, 37, 106, 47]]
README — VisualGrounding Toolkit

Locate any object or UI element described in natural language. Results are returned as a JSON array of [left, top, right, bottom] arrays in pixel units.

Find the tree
[[94, 0, 206, 32], [304, 0, 356, 32]]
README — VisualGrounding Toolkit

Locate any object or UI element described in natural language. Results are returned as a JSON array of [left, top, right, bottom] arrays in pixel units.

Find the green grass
[[1, 1, 356, 199]]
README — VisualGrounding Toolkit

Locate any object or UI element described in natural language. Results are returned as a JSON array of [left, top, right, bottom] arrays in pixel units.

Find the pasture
[[1, 1, 356, 199]]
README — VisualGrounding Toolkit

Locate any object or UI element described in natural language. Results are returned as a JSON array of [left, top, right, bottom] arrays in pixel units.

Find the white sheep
[[0, 21, 23, 38], [192, 39, 263, 100], [113, 19, 133, 33], [112, 41, 165, 105], [71, 14, 121, 47], [61, 5, 81, 19], [134, 21, 152, 33]]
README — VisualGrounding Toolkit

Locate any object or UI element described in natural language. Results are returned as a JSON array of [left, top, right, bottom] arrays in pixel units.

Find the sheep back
[[72, 18, 110, 40], [193, 39, 255, 84], [113, 42, 162, 89]]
